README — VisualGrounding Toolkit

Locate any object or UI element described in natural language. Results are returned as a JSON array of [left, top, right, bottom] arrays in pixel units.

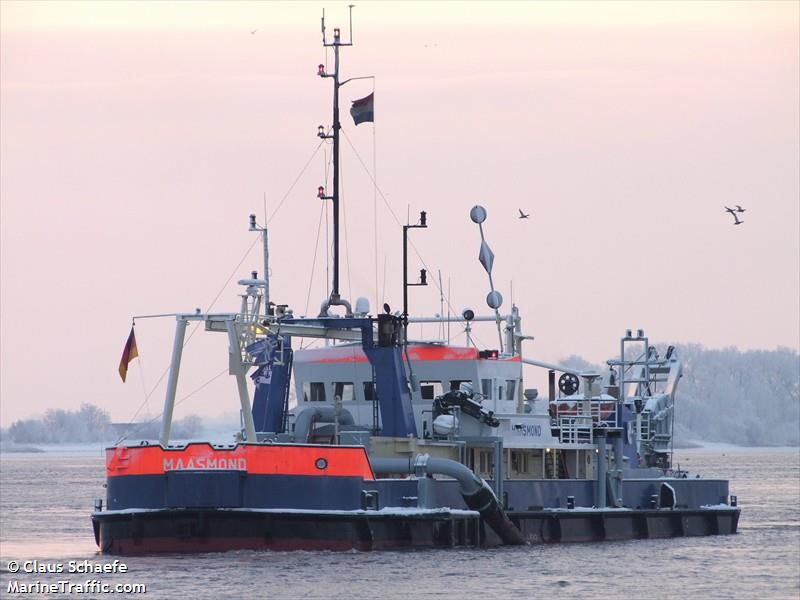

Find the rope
[[340, 145, 353, 303], [341, 128, 488, 347], [324, 150, 331, 297], [300, 200, 327, 349], [202, 235, 262, 316], [372, 78, 379, 312], [117, 139, 324, 440], [116, 368, 229, 444], [267, 139, 325, 224]]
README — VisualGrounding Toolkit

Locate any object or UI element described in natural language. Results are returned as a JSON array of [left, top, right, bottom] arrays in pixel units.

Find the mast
[[318, 9, 354, 310]]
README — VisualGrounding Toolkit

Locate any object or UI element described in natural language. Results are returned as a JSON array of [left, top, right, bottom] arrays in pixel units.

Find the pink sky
[[1, 1, 798, 426]]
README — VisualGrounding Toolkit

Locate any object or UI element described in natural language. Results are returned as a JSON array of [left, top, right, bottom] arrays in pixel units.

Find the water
[[1, 447, 798, 599]]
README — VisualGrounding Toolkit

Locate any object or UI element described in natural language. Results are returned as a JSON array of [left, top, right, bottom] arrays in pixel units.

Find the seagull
[[250, 29, 258, 35], [518, 209, 530, 219], [724, 207, 744, 225], [735, 205, 746, 213]]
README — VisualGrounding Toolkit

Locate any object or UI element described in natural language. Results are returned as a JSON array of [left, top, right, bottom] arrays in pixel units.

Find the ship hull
[[509, 507, 740, 544], [92, 506, 739, 555], [92, 508, 481, 554]]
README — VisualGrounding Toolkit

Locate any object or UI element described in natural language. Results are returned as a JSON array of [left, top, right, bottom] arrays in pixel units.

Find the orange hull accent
[[106, 443, 375, 480], [295, 344, 521, 364]]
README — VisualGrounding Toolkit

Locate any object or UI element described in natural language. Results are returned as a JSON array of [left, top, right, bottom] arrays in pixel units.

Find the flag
[[118, 327, 139, 382], [350, 92, 374, 125]]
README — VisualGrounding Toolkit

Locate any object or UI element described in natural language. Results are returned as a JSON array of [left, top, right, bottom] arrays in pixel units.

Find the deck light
[[318, 125, 325, 137], [333, 28, 340, 41], [249, 214, 256, 230]]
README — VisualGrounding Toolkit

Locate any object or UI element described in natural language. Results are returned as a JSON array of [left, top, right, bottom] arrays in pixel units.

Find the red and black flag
[[118, 326, 139, 382]]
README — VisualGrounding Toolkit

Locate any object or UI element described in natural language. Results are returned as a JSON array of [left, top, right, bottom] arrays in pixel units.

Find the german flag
[[118, 327, 139, 382]]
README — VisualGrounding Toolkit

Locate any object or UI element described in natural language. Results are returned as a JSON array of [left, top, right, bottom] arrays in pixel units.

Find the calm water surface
[[1, 447, 798, 599]]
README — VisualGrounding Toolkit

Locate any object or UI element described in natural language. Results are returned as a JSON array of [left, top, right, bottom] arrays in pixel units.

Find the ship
[[92, 10, 740, 554]]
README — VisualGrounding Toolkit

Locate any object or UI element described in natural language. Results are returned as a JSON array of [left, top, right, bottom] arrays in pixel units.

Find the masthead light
[[318, 186, 326, 198], [317, 64, 325, 76]]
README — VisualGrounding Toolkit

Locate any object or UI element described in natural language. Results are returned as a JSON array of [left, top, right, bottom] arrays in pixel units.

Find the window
[[450, 380, 472, 393], [303, 382, 326, 402], [505, 379, 517, 401], [477, 450, 493, 476], [511, 451, 529, 474], [481, 379, 492, 399], [333, 382, 354, 402], [420, 380, 443, 400], [363, 381, 376, 401]]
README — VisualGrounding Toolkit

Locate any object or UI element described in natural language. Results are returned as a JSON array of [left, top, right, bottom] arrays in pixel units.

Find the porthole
[[315, 457, 328, 470]]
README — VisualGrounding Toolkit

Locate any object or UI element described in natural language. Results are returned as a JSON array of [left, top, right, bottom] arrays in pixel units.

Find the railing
[[550, 401, 620, 444], [558, 416, 593, 444], [639, 410, 651, 442]]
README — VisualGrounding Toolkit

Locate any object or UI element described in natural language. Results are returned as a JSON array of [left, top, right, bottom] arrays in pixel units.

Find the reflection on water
[[1, 447, 798, 600]]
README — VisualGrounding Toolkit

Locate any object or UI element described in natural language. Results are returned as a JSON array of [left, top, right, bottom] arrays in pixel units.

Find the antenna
[[447, 276, 451, 344], [438, 270, 444, 341], [349, 5, 355, 44]]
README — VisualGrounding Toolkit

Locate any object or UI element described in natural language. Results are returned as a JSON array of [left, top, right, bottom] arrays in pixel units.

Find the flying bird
[[250, 29, 258, 35], [724, 207, 744, 225], [518, 209, 530, 219], [735, 205, 746, 212]]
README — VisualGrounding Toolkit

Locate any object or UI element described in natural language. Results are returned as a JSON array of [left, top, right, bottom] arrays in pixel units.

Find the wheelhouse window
[[363, 381, 376, 401], [333, 382, 354, 402], [449, 380, 472, 393], [505, 379, 517, 401], [420, 380, 443, 400], [481, 379, 492, 399], [303, 382, 326, 402]]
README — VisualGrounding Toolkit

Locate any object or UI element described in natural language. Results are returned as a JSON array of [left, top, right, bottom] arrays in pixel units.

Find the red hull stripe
[[106, 443, 375, 479], [102, 536, 433, 554], [295, 344, 521, 364]]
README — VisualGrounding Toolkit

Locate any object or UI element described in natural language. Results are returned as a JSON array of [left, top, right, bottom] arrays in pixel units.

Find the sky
[[1, 1, 798, 426]]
